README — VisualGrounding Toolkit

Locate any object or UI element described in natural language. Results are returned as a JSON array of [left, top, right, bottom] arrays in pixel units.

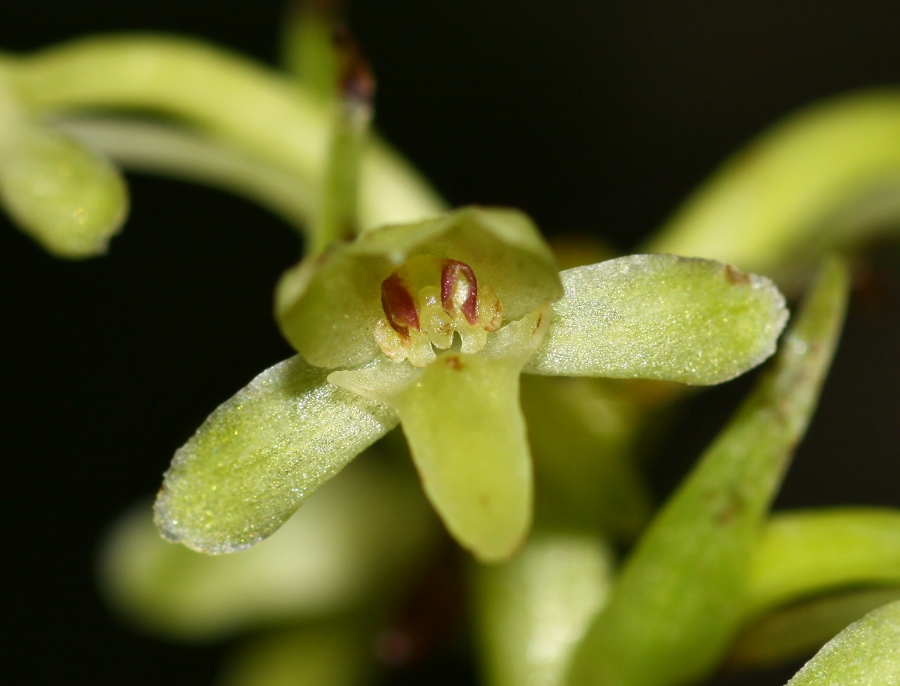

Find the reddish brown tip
[[333, 24, 376, 106], [441, 260, 479, 325], [382, 273, 419, 334]]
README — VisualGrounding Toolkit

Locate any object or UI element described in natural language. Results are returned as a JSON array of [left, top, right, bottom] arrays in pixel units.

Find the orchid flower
[[154, 206, 788, 562]]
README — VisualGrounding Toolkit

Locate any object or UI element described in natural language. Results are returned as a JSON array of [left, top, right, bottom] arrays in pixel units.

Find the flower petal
[[785, 600, 900, 686], [276, 206, 562, 368], [154, 356, 398, 554], [525, 254, 788, 385], [329, 306, 551, 562]]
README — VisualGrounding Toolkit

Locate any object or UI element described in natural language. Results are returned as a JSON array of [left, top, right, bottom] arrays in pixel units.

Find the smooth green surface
[[566, 258, 849, 686], [106, 459, 436, 638], [526, 254, 788, 384], [277, 206, 562, 369], [475, 532, 614, 686], [729, 587, 900, 671], [747, 508, 900, 618], [646, 91, 900, 275], [786, 600, 900, 686], [154, 355, 398, 554]]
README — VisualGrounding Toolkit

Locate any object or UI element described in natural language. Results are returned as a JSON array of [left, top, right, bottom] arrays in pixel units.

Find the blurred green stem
[[2, 35, 445, 238], [55, 117, 314, 229], [747, 508, 900, 618]]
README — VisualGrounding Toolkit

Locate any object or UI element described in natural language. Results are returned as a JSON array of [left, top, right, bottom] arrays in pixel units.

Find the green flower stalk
[[154, 206, 788, 563]]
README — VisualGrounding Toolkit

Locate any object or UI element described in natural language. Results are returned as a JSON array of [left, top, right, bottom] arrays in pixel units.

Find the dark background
[[2, 2, 899, 684]]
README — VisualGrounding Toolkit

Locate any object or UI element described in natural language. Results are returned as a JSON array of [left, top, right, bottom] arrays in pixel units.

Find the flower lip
[[275, 207, 564, 369], [374, 256, 505, 366]]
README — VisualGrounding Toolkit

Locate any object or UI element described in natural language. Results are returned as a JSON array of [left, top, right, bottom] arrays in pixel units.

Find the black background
[[2, 2, 900, 684]]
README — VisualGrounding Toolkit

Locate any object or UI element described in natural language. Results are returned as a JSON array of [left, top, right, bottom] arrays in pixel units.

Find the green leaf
[[105, 458, 436, 638], [330, 306, 551, 562], [645, 90, 900, 275], [474, 532, 615, 686], [785, 600, 900, 686], [154, 356, 398, 554], [526, 254, 788, 385], [747, 508, 900, 618], [565, 257, 849, 686], [277, 206, 562, 368], [0, 85, 127, 258]]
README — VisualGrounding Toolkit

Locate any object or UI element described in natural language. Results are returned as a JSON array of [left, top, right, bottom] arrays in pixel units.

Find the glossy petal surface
[[154, 356, 397, 554], [566, 258, 848, 686], [526, 254, 788, 384]]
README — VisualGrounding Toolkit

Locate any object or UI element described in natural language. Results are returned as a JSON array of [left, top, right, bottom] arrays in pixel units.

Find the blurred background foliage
[[2, 1, 899, 684]]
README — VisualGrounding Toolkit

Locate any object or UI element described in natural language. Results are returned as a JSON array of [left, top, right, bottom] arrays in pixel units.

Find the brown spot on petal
[[725, 264, 751, 286], [444, 355, 464, 370]]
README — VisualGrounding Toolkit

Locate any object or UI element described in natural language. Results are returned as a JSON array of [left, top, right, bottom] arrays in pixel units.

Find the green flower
[[154, 206, 788, 562]]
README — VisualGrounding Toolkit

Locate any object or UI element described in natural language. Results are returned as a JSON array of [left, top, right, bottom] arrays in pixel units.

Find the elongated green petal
[[526, 254, 788, 385], [0, 85, 127, 257], [785, 600, 900, 686], [645, 90, 900, 275], [566, 258, 848, 686], [729, 587, 900, 672], [474, 532, 614, 686], [105, 459, 436, 638], [154, 356, 398, 554], [747, 508, 900, 618], [330, 306, 551, 562]]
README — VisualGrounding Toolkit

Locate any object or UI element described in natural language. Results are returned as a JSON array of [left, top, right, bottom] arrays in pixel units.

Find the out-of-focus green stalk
[[217, 623, 373, 686], [746, 508, 900, 618], [727, 587, 900, 672], [1, 35, 445, 235], [565, 257, 849, 686], [312, 28, 374, 253], [280, 0, 341, 98], [474, 532, 614, 686], [644, 91, 900, 278], [54, 118, 314, 229]]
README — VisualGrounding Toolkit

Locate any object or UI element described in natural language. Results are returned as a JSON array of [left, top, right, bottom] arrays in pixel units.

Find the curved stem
[[54, 117, 315, 231], [746, 508, 900, 619], [5, 35, 446, 231]]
